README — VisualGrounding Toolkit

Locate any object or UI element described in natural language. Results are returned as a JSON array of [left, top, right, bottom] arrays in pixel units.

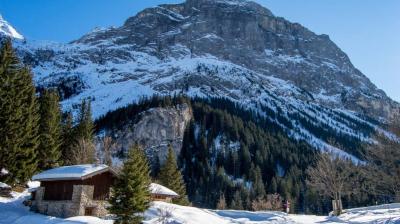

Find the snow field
[[2, 191, 400, 224]]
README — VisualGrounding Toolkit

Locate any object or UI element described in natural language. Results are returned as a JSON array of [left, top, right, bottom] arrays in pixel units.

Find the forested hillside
[[95, 95, 389, 214]]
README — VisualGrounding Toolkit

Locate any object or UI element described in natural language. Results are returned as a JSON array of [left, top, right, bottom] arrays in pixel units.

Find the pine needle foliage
[[0, 40, 39, 185], [109, 144, 151, 224], [158, 145, 189, 205], [38, 89, 62, 170]]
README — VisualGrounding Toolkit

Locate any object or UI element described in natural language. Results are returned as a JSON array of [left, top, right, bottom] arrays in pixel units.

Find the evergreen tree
[[75, 99, 94, 141], [251, 165, 266, 199], [158, 145, 189, 205], [151, 155, 161, 178], [60, 112, 74, 165], [0, 40, 39, 185], [109, 144, 151, 224], [230, 190, 244, 210], [37, 89, 62, 170], [71, 99, 95, 164], [269, 177, 278, 193]]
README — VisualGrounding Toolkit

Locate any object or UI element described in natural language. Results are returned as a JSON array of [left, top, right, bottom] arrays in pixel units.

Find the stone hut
[[30, 164, 117, 218], [30, 164, 179, 218], [149, 183, 179, 203]]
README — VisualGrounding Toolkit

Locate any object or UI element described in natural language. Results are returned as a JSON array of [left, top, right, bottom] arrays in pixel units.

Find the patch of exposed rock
[[113, 104, 192, 164]]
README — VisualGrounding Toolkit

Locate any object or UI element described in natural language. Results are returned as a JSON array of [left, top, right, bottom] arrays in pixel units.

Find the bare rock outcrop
[[114, 104, 192, 163]]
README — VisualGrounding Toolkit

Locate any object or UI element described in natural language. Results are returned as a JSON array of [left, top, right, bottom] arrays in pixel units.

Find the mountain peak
[[0, 14, 24, 40], [185, 0, 274, 16], [55, 0, 399, 120], [187, 0, 250, 5]]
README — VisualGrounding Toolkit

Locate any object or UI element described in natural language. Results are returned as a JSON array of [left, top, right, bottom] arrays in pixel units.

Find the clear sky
[[0, 0, 399, 102]]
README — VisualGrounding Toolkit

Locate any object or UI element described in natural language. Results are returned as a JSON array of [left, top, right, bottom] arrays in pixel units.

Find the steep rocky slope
[[73, 0, 398, 119], [111, 104, 192, 163], [3, 0, 399, 160]]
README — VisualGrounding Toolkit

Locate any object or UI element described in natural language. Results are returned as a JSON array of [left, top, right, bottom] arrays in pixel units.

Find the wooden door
[[84, 207, 94, 216]]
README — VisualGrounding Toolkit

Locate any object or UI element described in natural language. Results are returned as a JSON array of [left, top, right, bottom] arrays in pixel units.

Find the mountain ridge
[[0, 15, 24, 40], [2, 0, 399, 160], [71, 0, 398, 120]]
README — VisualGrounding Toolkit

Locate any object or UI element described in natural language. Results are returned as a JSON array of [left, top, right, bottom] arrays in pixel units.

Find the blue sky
[[0, 0, 399, 102]]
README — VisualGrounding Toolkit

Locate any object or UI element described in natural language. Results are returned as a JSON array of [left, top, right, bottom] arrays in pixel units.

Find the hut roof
[[150, 183, 179, 197], [32, 164, 116, 181]]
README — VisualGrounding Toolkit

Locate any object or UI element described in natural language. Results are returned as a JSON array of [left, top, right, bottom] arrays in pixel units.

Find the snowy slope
[[290, 204, 400, 224], [8, 0, 399, 160], [0, 15, 23, 40], [2, 191, 400, 224], [16, 38, 387, 161], [13, 39, 389, 161]]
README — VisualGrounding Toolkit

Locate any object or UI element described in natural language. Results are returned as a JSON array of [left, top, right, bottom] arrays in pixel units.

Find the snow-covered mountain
[[0, 15, 23, 40], [4, 0, 400, 160]]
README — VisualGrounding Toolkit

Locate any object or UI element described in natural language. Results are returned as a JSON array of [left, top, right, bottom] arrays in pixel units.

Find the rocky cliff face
[[5, 0, 399, 159], [74, 0, 399, 120], [110, 104, 192, 163]]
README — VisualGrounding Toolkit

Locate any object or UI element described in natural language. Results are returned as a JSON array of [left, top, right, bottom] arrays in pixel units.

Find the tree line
[[0, 40, 100, 186]]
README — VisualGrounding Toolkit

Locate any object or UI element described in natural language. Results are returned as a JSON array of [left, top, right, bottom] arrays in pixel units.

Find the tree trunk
[[332, 192, 343, 216]]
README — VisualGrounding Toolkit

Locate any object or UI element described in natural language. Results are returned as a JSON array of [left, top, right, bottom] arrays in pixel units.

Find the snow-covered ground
[[2, 191, 400, 224], [0, 192, 112, 224], [146, 202, 400, 224]]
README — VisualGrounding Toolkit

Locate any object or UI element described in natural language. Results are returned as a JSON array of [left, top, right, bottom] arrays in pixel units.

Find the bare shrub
[[251, 194, 283, 211], [71, 138, 96, 164], [157, 205, 176, 224], [99, 136, 117, 166]]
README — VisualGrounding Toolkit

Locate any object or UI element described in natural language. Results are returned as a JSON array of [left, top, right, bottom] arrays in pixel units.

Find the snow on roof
[[150, 183, 179, 197], [32, 164, 111, 181], [27, 181, 40, 188]]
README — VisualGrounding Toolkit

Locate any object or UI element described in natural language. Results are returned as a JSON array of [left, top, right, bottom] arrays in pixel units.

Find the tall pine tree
[[70, 99, 95, 165], [0, 40, 39, 185], [60, 111, 75, 165], [109, 144, 151, 224], [38, 89, 62, 170], [158, 145, 189, 205], [74, 99, 94, 141]]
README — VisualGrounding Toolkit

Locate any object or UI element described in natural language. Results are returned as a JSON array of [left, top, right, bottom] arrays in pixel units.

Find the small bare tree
[[216, 194, 227, 210], [306, 153, 354, 215], [251, 194, 283, 211], [100, 136, 117, 166], [71, 138, 96, 164], [157, 205, 175, 224]]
